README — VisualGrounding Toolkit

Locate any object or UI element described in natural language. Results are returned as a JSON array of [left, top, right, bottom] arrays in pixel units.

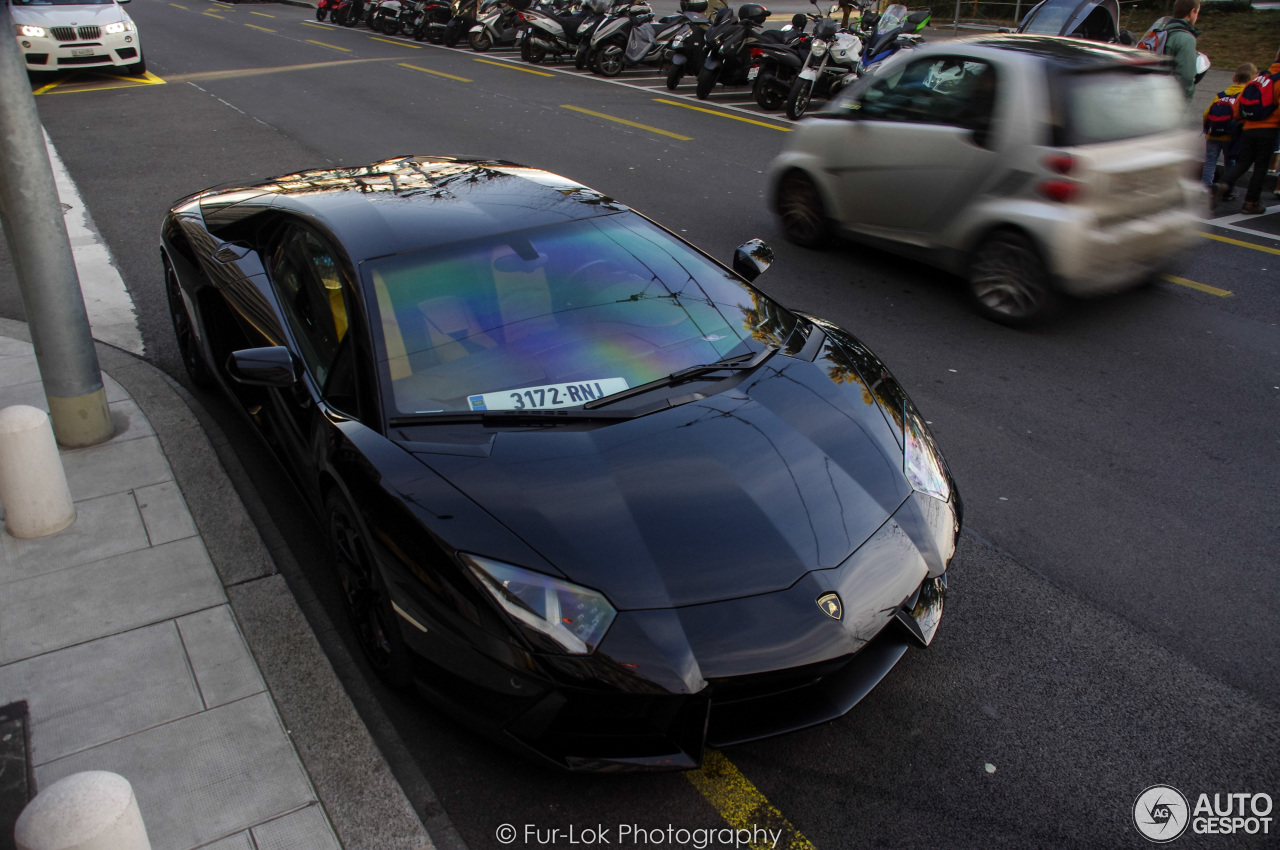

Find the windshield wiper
[[388, 408, 639, 429], [582, 345, 780, 410]]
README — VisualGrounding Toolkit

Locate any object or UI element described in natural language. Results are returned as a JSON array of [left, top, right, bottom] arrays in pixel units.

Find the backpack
[[1204, 90, 1241, 139], [1238, 71, 1280, 122], [1137, 26, 1169, 54]]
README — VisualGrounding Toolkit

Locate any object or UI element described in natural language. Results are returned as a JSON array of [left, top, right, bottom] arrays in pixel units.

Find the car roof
[[193, 156, 630, 262], [950, 34, 1165, 70]]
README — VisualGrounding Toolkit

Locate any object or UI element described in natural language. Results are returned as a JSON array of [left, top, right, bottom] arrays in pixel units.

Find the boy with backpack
[[1140, 0, 1201, 101], [1214, 46, 1280, 215], [1204, 63, 1256, 200]]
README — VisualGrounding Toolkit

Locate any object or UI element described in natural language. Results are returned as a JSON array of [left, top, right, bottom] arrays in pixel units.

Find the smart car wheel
[[327, 491, 415, 690], [164, 261, 213, 388], [775, 171, 829, 248], [968, 230, 1059, 326]]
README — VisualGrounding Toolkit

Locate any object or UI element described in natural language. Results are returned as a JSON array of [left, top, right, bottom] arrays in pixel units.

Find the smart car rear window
[[1051, 69, 1184, 146]]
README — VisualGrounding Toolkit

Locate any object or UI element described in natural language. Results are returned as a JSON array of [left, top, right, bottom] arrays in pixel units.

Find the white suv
[[768, 35, 1201, 325], [11, 0, 144, 76]]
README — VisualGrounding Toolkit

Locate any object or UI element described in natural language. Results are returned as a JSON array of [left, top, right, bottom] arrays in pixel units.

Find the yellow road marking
[[301, 20, 331, 28], [167, 57, 389, 83], [398, 62, 471, 82], [203, 11, 225, 18], [1163, 275, 1231, 297], [307, 39, 351, 51], [250, 9, 275, 16], [654, 97, 792, 132], [371, 35, 421, 47], [35, 70, 166, 95], [561, 104, 691, 140], [474, 57, 554, 77], [1198, 231, 1280, 257], [245, 23, 275, 31], [169, 2, 188, 8], [687, 750, 816, 850]]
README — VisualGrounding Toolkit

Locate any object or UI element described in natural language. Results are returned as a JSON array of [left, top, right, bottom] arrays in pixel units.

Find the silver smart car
[[767, 35, 1201, 325]]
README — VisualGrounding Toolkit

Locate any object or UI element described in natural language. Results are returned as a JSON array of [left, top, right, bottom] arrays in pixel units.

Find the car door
[[825, 54, 1002, 238]]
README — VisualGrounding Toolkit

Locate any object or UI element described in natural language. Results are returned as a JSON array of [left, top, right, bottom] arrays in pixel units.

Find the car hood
[[414, 348, 912, 610], [11, 4, 130, 26]]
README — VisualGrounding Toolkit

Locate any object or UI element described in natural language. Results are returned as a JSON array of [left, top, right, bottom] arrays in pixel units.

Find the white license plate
[[747, 65, 759, 80], [799, 67, 816, 80], [468, 378, 629, 411], [71, 47, 95, 57]]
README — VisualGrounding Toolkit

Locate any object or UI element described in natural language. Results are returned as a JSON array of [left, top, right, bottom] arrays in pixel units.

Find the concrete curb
[[0, 318, 441, 850]]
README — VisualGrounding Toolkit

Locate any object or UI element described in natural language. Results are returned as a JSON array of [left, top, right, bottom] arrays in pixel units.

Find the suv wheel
[[968, 231, 1059, 326]]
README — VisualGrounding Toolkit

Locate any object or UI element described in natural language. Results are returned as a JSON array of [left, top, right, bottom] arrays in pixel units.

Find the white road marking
[[43, 131, 144, 355]]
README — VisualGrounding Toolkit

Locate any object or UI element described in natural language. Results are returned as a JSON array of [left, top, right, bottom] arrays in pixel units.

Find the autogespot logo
[[1134, 785, 1191, 843]]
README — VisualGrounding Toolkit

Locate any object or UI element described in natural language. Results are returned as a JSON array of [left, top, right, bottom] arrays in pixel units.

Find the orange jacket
[[1236, 62, 1280, 132]]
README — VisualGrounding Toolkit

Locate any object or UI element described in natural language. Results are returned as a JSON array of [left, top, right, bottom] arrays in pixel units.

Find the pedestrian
[[1215, 45, 1280, 215], [1150, 0, 1201, 101], [1203, 63, 1256, 200]]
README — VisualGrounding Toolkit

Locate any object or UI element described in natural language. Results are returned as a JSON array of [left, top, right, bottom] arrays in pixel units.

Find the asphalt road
[[5, 3, 1280, 846]]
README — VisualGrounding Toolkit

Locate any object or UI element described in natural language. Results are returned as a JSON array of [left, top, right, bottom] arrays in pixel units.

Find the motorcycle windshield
[[875, 4, 906, 33]]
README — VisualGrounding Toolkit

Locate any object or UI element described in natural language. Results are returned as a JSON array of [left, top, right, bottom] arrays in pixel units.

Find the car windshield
[[363, 213, 801, 419], [1054, 70, 1184, 145]]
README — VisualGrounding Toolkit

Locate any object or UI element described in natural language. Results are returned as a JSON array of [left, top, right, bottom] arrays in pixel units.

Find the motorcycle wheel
[[384, 18, 401, 35], [444, 23, 462, 45], [774, 170, 828, 249], [575, 46, 588, 70], [427, 24, 444, 43], [753, 74, 785, 110], [316, 6, 328, 20], [695, 65, 718, 100], [666, 62, 683, 90], [785, 77, 814, 120], [332, 8, 346, 24], [597, 44, 623, 77], [469, 29, 493, 51], [521, 37, 547, 63]]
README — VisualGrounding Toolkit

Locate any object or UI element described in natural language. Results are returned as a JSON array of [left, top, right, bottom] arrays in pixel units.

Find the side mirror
[[733, 239, 774, 281], [228, 347, 301, 387]]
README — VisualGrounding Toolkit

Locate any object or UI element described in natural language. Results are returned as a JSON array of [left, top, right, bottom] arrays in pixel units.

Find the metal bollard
[[0, 405, 75, 538], [14, 771, 151, 850]]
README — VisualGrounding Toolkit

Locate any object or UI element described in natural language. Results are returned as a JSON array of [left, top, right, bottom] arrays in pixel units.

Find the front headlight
[[810, 39, 827, 56], [462, 554, 616, 655], [15, 24, 46, 38], [103, 20, 134, 33], [903, 405, 950, 502]]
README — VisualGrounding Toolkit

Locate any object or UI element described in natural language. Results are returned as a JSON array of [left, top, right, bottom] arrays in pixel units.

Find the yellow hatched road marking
[[1163, 275, 1231, 297], [398, 62, 471, 82], [561, 104, 691, 140], [1198, 231, 1280, 257], [250, 10, 275, 16], [371, 35, 421, 47], [687, 750, 816, 850], [245, 23, 275, 31], [307, 39, 351, 51], [654, 97, 792, 132], [35, 70, 166, 95], [474, 57, 554, 76]]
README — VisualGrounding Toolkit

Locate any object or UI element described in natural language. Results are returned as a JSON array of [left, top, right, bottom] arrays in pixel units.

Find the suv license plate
[[71, 48, 94, 56]]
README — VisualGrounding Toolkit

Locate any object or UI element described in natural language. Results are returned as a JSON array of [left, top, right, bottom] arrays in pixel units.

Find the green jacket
[[1159, 18, 1201, 101]]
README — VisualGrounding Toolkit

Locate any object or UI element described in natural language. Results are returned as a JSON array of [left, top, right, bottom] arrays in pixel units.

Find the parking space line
[[245, 22, 275, 32], [306, 39, 351, 52], [1163, 275, 1231, 297], [686, 750, 816, 850], [654, 97, 792, 131], [250, 9, 275, 16], [1198, 231, 1280, 255], [474, 57, 554, 76], [399, 62, 471, 82], [371, 35, 422, 47], [561, 104, 691, 140]]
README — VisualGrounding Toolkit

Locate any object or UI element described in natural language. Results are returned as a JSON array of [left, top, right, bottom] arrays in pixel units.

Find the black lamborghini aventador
[[161, 156, 961, 771]]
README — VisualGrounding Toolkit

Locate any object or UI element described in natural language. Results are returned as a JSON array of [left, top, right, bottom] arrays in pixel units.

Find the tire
[[316, 6, 328, 19], [469, 29, 493, 51], [332, 8, 347, 25], [163, 261, 214, 388], [785, 76, 814, 120], [521, 36, 547, 63], [597, 43, 623, 76], [412, 17, 426, 39], [695, 64, 718, 99], [426, 24, 443, 43], [753, 72, 785, 110], [326, 492, 415, 691], [384, 17, 401, 35], [774, 170, 829, 249], [666, 61, 683, 90], [575, 45, 588, 69], [444, 22, 462, 45], [123, 53, 147, 76], [967, 230, 1059, 326]]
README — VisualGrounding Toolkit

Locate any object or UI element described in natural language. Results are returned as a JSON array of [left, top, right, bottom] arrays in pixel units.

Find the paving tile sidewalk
[[0, 325, 433, 850]]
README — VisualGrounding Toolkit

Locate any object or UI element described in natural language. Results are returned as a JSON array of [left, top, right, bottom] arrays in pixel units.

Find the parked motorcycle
[[330, 0, 364, 25], [785, 13, 862, 118], [443, 0, 480, 46], [859, 3, 927, 71], [666, 2, 726, 89], [695, 2, 769, 100], [586, 3, 654, 76], [316, 0, 333, 21], [412, 0, 455, 40], [519, 0, 594, 63], [470, 0, 524, 51], [747, 12, 811, 110], [373, 0, 427, 35]]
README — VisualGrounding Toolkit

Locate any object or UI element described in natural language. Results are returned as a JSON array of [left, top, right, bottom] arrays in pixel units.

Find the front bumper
[[16, 31, 141, 71]]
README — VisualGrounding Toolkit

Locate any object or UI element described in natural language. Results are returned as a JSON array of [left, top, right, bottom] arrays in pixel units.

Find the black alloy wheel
[[785, 76, 814, 120], [521, 35, 547, 63], [967, 230, 1059, 326], [666, 61, 684, 89], [597, 43, 624, 76], [163, 261, 213, 388], [775, 170, 829, 248], [469, 28, 493, 50], [695, 64, 718, 99], [753, 71, 785, 110], [327, 492, 415, 690]]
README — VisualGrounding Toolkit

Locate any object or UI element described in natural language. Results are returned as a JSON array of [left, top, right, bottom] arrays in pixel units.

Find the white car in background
[[11, 0, 144, 76]]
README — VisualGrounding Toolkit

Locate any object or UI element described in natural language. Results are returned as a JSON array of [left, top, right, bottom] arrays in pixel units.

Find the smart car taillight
[[1038, 179, 1080, 203], [1043, 154, 1075, 175]]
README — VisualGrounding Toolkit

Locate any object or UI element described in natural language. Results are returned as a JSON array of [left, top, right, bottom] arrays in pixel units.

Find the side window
[[269, 228, 353, 390], [860, 56, 998, 141]]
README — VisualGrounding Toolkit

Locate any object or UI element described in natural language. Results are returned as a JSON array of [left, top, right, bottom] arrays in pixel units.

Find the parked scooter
[[747, 13, 812, 110], [785, 11, 862, 118], [373, 0, 428, 35], [585, 3, 653, 76], [316, 0, 333, 21], [443, 0, 480, 45], [666, 3, 727, 89], [469, 0, 524, 50], [519, 0, 595, 62], [412, 0, 456, 40], [330, 0, 364, 25], [616, 2, 704, 76], [695, 2, 769, 100]]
